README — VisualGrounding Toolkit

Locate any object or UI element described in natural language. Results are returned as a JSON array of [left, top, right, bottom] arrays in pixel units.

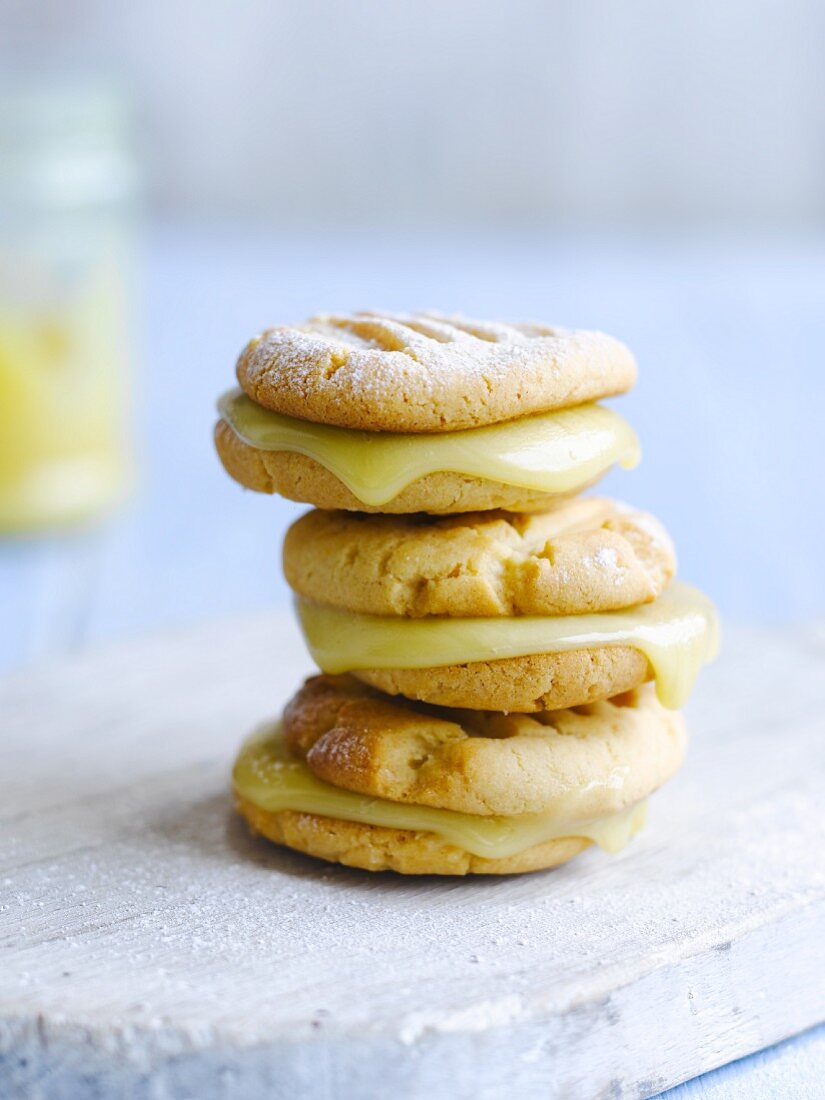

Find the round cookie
[[235, 797, 591, 876], [235, 310, 637, 433], [351, 647, 651, 713], [214, 418, 597, 515], [282, 675, 685, 818], [283, 498, 676, 618]]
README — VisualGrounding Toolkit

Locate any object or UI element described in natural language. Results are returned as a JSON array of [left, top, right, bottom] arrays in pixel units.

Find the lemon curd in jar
[[0, 262, 130, 529], [0, 83, 137, 532]]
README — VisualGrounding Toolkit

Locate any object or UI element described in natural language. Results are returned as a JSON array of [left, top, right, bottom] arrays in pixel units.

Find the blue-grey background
[[5, 0, 825, 228]]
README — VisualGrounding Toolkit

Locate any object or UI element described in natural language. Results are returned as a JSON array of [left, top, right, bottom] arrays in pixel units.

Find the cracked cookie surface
[[282, 675, 685, 818], [283, 498, 675, 618]]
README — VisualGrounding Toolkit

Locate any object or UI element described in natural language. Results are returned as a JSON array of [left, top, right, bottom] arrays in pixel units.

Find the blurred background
[[6, 0, 825, 227], [1, 0, 824, 672]]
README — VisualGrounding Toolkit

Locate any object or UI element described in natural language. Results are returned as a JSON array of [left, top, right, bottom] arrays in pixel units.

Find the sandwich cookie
[[285, 500, 717, 712], [233, 675, 685, 875], [215, 311, 639, 514]]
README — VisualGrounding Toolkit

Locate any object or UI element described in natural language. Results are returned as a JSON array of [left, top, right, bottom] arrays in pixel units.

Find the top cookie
[[236, 310, 637, 433]]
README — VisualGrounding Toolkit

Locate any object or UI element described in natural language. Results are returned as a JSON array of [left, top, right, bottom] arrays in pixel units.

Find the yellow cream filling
[[218, 388, 640, 506], [233, 725, 648, 859], [296, 581, 719, 710]]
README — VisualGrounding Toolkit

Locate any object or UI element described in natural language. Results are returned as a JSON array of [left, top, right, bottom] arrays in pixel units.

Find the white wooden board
[[1, 615, 823, 1100]]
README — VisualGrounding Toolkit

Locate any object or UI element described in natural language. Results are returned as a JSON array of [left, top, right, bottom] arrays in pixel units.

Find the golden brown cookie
[[235, 310, 637, 433], [214, 419, 583, 514], [351, 648, 650, 713], [283, 499, 676, 618], [283, 675, 685, 818], [235, 797, 592, 875]]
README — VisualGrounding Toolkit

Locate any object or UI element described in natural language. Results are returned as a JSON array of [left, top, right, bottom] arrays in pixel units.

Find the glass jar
[[0, 81, 139, 532]]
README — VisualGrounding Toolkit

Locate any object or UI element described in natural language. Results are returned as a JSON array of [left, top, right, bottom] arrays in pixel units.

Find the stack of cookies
[[216, 311, 718, 876]]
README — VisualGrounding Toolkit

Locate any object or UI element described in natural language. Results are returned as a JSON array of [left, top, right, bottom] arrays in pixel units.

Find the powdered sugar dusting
[[235, 310, 636, 432]]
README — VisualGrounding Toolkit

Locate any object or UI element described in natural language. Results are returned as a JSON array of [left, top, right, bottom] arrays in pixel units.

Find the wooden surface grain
[[1, 614, 823, 1099]]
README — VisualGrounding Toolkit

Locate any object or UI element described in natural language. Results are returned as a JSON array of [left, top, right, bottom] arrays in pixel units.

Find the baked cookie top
[[283, 497, 676, 618], [282, 674, 685, 818], [236, 310, 637, 433]]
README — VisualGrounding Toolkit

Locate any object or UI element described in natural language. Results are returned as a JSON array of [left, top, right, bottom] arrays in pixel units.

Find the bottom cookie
[[235, 794, 596, 875], [232, 674, 680, 875]]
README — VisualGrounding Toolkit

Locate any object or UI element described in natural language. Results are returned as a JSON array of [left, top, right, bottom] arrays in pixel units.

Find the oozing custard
[[218, 388, 640, 506], [233, 725, 649, 860], [295, 581, 719, 710]]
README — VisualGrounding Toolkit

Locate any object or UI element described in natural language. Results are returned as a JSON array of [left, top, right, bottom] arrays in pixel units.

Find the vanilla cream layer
[[296, 581, 719, 710], [234, 725, 648, 860], [218, 388, 640, 506]]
